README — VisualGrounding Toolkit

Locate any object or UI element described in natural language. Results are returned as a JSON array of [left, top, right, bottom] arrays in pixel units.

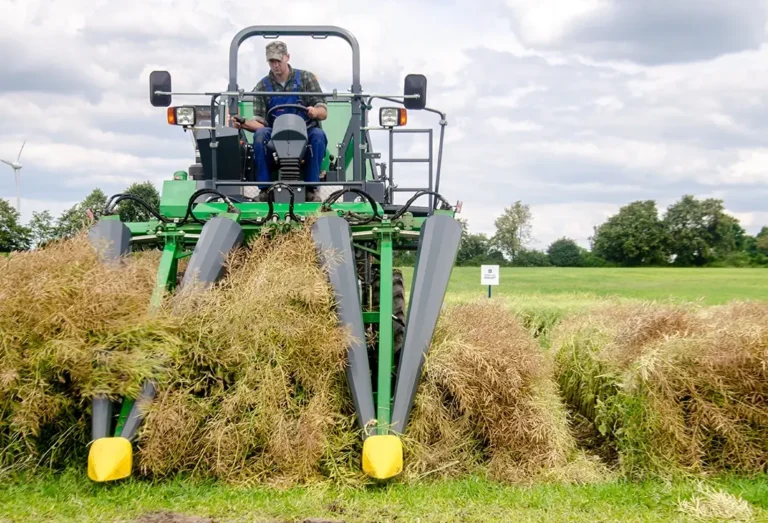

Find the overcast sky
[[2, 0, 768, 249]]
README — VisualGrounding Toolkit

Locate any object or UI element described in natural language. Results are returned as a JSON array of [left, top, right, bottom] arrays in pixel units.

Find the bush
[[707, 251, 768, 268], [547, 238, 583, 267], [512, 249, 552, 267], [580, 250, 612, 267]]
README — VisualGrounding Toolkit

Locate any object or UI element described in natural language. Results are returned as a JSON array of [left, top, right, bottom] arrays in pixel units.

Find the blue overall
[[252, 69, 327, 190]]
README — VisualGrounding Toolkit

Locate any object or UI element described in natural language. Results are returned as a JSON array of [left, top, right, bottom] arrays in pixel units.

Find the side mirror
[[149, 71, 172, 107], [403, 74, 427, 110]]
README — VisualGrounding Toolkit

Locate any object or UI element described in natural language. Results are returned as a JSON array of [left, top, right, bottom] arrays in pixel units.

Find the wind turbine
[[1, 140, 25, 214]]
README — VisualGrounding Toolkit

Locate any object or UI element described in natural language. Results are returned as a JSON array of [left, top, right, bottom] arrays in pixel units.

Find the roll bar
[[227, 25, 361, 96]]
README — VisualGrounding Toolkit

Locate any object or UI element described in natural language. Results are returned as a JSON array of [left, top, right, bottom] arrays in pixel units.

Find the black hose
[[262, 183, 301, 223], [321, 188, 381, 225], [390, 190, 452, 221], [180, 188, 243, 226], [103, 194, 169, 223]]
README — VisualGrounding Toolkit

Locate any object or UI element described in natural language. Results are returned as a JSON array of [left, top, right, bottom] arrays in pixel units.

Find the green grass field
[[2, 469, 767, 522], [2, 267, 767, 522], [401, 267, 768, 305]]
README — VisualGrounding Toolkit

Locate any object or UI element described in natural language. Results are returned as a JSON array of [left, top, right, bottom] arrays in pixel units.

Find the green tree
[[756, 226, 768, 255], [591, 200, 668, 266], [457, 232, 491, 265], [0, 199, 31, 252], [116, 181, 161, 222], [393, 250, 416, 267], [662, 195, 739, 266], [512, 249, 551, 267], [28, 210, 57, 248], [547, 237, 583, 267], [55, 188, 108, 239], [491, 201, 533, 261]]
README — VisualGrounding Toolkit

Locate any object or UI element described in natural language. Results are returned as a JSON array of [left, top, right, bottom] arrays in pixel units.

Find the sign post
[[481, 265, 499, 298]]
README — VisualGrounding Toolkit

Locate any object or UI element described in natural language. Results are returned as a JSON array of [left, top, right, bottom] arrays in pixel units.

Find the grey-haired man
[[232, 41, 328, 202]]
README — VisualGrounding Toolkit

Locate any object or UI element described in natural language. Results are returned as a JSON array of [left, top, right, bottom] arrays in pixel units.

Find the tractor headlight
[[379, 107, 407, 128], [167, 106, 196, 126], [176, 107, 196, 126]]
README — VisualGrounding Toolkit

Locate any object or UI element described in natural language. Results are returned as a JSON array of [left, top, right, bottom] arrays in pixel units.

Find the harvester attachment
[[311, 217, 376, 427], [86, 216, 243, 482], [310, 217, 390, 474], [87, 219, 135, 482], [391, 215, 461, 435], [180, 217, 244, 290], [313, 213, 461, 480]]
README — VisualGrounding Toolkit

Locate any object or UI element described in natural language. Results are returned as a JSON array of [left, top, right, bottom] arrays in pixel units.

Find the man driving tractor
[[231, 41, 328, 202]]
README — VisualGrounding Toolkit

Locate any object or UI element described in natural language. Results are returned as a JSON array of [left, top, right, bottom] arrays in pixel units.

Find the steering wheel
[[267, 104, 311, 119]]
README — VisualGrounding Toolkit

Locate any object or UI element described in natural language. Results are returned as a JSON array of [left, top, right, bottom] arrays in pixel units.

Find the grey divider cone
[[390, 215, 461, 434], [119, 381, 157, 440], [88, 219, 131, 264], [311, 216, 376, 434], [180, 217, 245, 290], [88, 219, 132, 442], [116, 218, 242, 443], [91, 396, 113, 440]]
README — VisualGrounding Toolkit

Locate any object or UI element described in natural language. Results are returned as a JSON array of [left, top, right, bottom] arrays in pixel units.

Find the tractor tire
[[392, 269, 406, 354], [372, 268, 406, 355]]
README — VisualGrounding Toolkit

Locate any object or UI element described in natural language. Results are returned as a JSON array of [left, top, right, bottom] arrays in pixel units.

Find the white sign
[[481, 265, 499, 286]]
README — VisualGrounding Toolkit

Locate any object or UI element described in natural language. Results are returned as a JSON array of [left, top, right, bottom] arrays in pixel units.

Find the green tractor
[[86, 25, 461, 483]]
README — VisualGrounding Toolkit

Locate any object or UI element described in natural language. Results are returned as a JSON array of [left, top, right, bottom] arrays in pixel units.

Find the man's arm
[[307, 105, 327, 121], [251, 87, 268, 126], [303, 71, 327, 121], [232, 81, 268, 131]]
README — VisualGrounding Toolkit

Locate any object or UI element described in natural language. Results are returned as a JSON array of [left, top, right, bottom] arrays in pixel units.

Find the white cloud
[[528, 201, 619, 248], [719, 150, 768, 184], [489, 118, 542, 132], [1, 0, 767, 247], [727, 210, 768, 230], [505, 0, 611, 45], [477, 85, 549, 109]]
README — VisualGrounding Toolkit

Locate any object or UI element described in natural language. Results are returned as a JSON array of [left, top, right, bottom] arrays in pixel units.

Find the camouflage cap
[[265, 41, 288, 61]]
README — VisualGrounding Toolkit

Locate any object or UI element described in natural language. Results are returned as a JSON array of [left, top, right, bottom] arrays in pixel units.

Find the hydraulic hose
[[321, 188, 381, 225], [390, 190, 452, 221], [180, 188, 245, 225], [261, 183, 301, 223], [102, 194, 169, 223]]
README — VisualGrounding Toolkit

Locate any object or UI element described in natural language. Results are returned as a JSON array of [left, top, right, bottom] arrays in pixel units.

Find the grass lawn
[[1, 469, 767, 522], [399, 267, 768, 305]]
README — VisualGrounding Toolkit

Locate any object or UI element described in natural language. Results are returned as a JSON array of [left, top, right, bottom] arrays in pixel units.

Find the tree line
[[396, 196, 768, 268], [2, 188, 766, 268], [0, 183, 160, 252]]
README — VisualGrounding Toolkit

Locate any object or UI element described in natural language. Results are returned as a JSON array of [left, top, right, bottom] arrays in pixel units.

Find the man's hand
[[230, 116, 263, 131], [307, 105, 327, 121]]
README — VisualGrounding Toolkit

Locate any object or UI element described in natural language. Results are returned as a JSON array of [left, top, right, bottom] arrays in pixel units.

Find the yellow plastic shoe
[[362, 435, 403, 479], [87, 437, 133, 482]]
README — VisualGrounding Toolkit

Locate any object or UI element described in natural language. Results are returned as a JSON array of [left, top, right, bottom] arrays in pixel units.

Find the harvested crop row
[[552, 301, 768, 478], [0, 231, 590, 486]]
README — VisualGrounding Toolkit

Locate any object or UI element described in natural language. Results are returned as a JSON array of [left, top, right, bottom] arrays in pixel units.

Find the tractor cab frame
[[150, 26, 447, 211]]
